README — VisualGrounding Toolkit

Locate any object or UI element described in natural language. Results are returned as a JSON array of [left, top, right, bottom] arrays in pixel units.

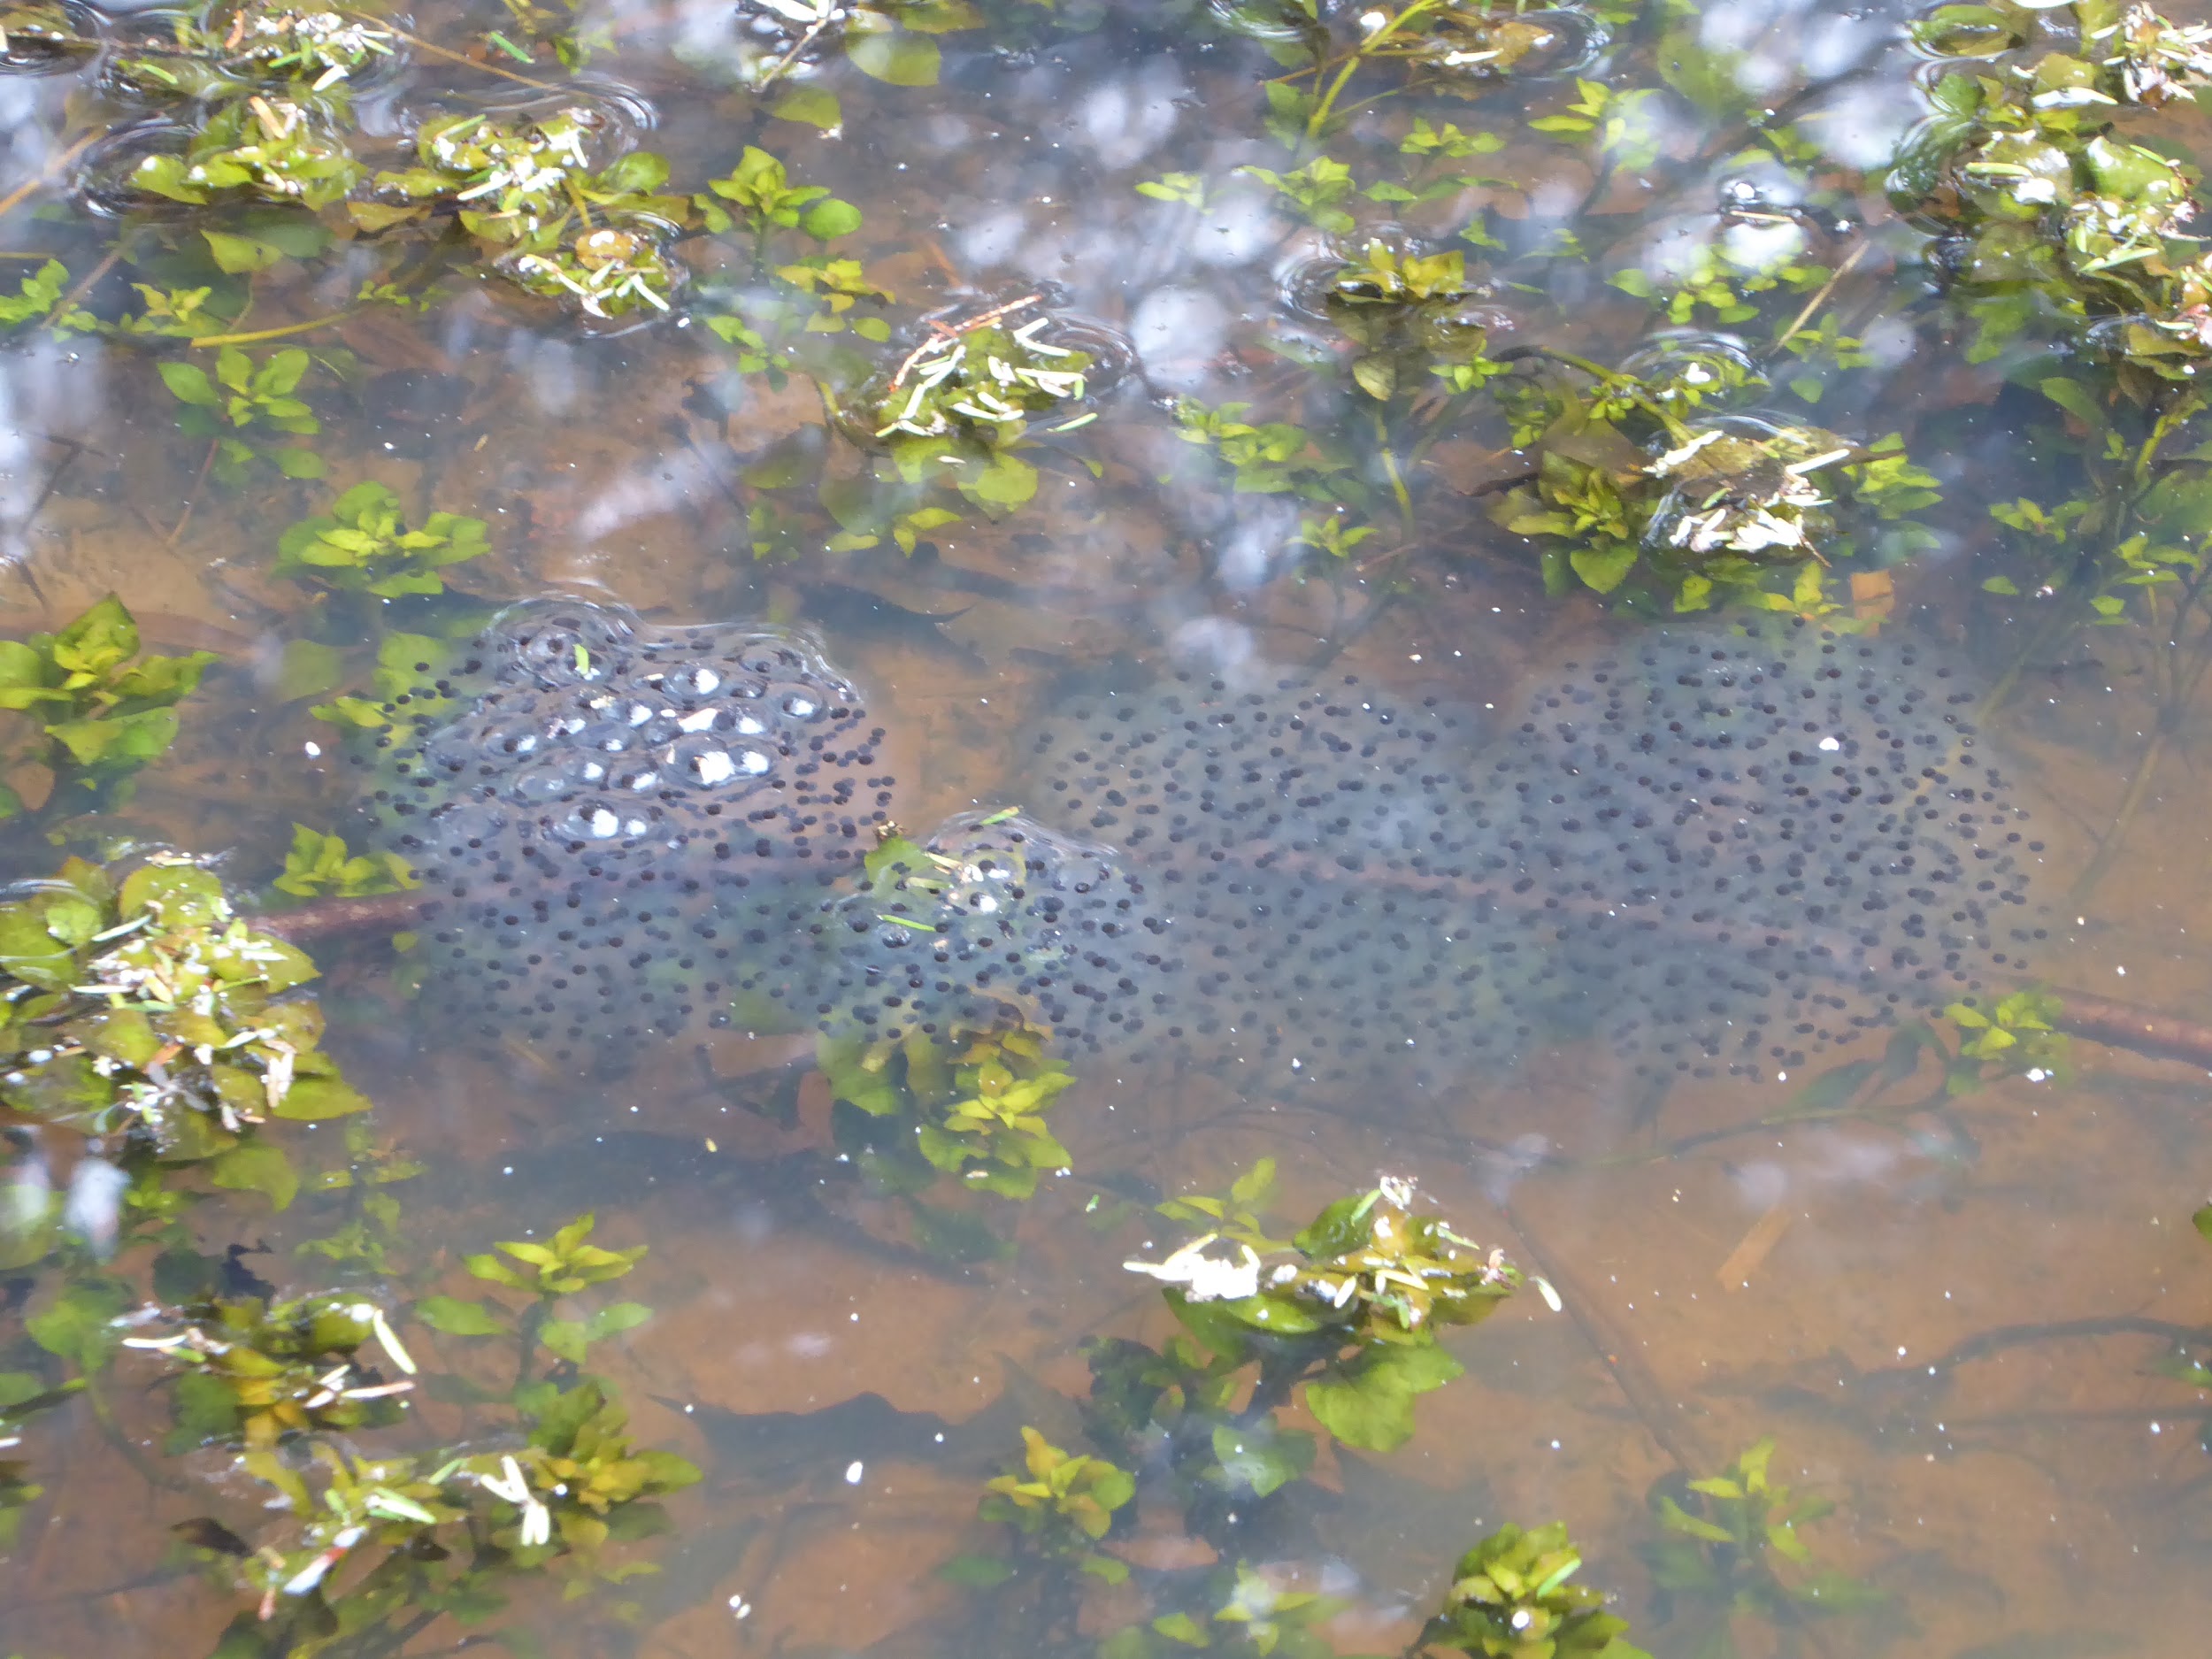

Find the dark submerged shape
[[1465, 620, 2050, 1074], [381, 600, 894, 1060], [1018, 618, 2052, 1083], [385, 608, 2053, 1089]]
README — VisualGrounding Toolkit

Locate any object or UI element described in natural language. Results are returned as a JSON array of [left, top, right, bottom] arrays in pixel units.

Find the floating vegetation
[[1120, 1173, 1521, 1453], [503, 222, 682, 320], [860, 295, 1097, 446], [157, 1212, 697, 1648], [106, 4, 399, 101], [0, 858, 365, 1164], [0, 0, 99, 73], [126, 96, 365, 210]]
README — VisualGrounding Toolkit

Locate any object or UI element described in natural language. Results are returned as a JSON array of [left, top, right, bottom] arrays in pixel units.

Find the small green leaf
[[1570, 543, 1638, 594], [159, 361, 219, 408], [202, 231, 283, 274], [803, 198, 863, 240], [2193, 1203, 2212, 1241], [1352, 357, 1396, 401], [772, 86, 842, 129], [210, 1141, 299, 1211], [847, 13, 940, 84], [415, 1296, 503, 1336]]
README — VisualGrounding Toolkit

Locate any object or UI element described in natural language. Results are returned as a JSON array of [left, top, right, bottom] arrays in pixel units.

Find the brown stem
[[251, 890, 426, 944], [166, 438, 220, 547], [2047, 987, 2212, 1069]]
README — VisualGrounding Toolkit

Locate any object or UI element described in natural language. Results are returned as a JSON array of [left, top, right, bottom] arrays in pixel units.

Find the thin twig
[[757, 12, 833, 90], [167, 438, 220, 547], [888, 293, 1042, 388], [50, 244, 120, 322], [1770, 239, 1869, 357], [189, 311, 356, 348], [0, 131, 98, 223], [363, 17, 565, 93]]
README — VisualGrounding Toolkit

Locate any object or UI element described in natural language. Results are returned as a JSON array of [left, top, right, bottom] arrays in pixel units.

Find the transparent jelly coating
[[378, 599, 896, 1064]]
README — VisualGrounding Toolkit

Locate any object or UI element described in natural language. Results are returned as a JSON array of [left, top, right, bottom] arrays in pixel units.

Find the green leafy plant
[[0, 260, 95, 334], [1642, 1438, 1879, 1651], [274, 481, 489, 597], [273, 824, 418, 899], [0, 595, 216, 814], [129, 1290, 417, 1451], [127, 96, 364, 211], [0, 859, 366, 1206], [1944, 989, 2070, 1092], [820, 1015, 1076, 1216], [1239, 155, 1357, 234], [158, 343, 326, 481], [980, 1425, 1135, 1555], [695, 144, 863, 265], [184, 1356, 697, 1645], [1110, 1175, 1524, 1467], [1325, 239, 1509, 403], [1414, 1521, 1650, 1658], [1175, 398, 1360, 503], [419, 1211, 652, 1371]]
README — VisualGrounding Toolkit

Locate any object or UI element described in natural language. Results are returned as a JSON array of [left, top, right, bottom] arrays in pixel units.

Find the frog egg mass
[[374, 606, 2051, 1089]]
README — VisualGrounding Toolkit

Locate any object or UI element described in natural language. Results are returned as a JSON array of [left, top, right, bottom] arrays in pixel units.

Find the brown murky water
[[2, 2, 2211, 1656]]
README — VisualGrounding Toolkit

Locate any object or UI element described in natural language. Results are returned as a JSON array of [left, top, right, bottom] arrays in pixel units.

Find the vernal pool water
[[0, 1, 2209, 1656]]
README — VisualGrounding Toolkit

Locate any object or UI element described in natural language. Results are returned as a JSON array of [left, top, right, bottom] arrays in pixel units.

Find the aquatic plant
[[272, 825, 416, 901], [0, 595, 215, 815], [128, 96, 365, 211], [159, 343, 326, 481], [1943, 988, 2071, 1093], [980, 1425, 1135, 1555], [107, 4, 396, 101], [1413, 1521, 1650, 1659], [1641, 1438, 1879, 1651], [130, 1290, 417, 1451], [818, 1017, 1075, 1256], [0, 260, 94, 333], [273, 480, 489, 598], [166, 1222, 696, 1649], [0, 857, 366, 1173]]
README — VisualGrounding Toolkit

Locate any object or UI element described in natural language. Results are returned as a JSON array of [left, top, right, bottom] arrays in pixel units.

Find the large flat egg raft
[[380, 600, 895, 1061], [1016, 673, 1540, 1092], [1471, 619, 2054, 1076], [1020, 668, 1495, 878], [1013, 622, 2056, 1093]]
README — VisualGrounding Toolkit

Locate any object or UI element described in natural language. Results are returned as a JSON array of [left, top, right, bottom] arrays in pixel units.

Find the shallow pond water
[[2, 0, 2212, 1655]]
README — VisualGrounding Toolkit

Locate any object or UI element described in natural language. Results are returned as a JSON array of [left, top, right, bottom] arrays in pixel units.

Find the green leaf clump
[[0, 858, 366, 1170], [1415, 1521, 1649, 1658], [274, 480, 490, 598], [0, 595, 215, 806]]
